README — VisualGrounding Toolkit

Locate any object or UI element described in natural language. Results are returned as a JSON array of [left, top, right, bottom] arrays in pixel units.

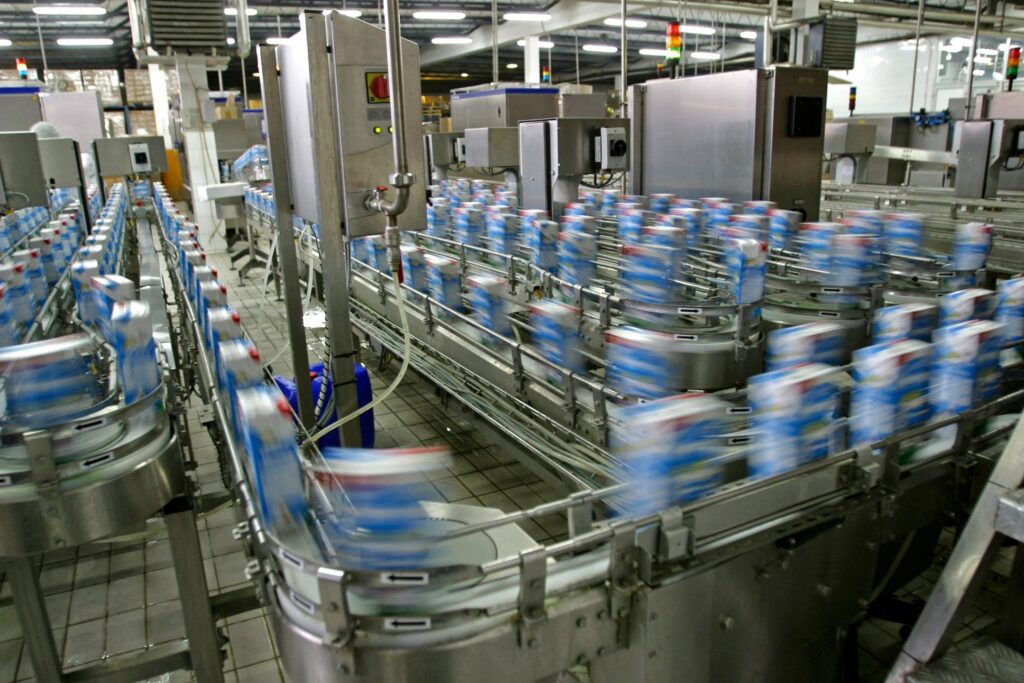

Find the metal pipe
[[236, 0, 252, 59], [619, 0, 628, 118], [32, 1, 48, 74], [492, 0, 499, 83], [366, 0, 414, 227], [964, 0, 984, 120], [908, 0, 925, 113]]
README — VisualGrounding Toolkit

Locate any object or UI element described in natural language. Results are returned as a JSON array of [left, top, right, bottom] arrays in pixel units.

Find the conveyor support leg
[[7, 555, 64, 682], [164, 496, 225, 683]]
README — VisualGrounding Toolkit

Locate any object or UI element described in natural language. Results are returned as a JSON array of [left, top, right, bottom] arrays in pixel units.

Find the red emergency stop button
[[369, 74, 389, 100]]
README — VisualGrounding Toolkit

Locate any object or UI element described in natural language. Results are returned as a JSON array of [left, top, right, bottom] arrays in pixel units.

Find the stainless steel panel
[[38, 137, 82, 189], [330, 16, 425, 235], [560, 93, 608, 119], [636, 69, 764, 202], [275, 30, 319, 227], [93, 135, 168, 176], [451, 88, 559, 132], [464, 127, 519, 169], [824, 122, 875, 155], [39, 92, 104, 150], [212, 119, 250, 161], [977, 90, 1024, 120], [762, 67, 828, 220], [0, 131, 47, 208], [278, 13, 425, 236], [519, 120, 551, 212], [0, 94, 43, 132], [836, 115, 911, 185], [955, 120, 994, 198]]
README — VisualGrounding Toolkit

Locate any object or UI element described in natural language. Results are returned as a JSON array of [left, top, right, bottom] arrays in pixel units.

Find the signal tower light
[[1007, 47, 1020, 91], [666, 22, 681, 63], [15, 58, 29, 80]]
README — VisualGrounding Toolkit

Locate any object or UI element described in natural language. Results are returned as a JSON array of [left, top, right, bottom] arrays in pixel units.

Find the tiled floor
[[0, 244, 1019, 682]]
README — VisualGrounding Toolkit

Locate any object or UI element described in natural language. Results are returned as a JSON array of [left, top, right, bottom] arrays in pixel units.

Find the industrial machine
[[0, 131, 48, 211], [955, 118, 1024, 199], [0, 128, 226, 681], [423, 131, 461, 183], [463, 126, 521, 191], [450, 83, 559, 132], [235, 7, 1024, 680], [519, 117, 629, 218], [629, 66, 828, 220]]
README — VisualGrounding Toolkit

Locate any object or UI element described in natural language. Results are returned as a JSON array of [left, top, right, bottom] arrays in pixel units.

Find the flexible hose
[[306, 272, 411, 444]]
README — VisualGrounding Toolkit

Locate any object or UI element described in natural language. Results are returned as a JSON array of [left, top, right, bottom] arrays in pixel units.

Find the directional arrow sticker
[[383, 617, 432, 632], [380, 572, 429, 586]]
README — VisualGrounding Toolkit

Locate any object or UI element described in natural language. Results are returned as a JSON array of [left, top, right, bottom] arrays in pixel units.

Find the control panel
[[596, 126, 629, 171], [128, 143, 153, 173]]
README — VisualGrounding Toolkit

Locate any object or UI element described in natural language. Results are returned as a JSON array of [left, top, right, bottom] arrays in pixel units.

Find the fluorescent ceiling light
[[224, 7, 258, 16], [56, 37, 113, 46], [266, 37, 287, 45], [604, 17, 648, 29], [638, 48, 670, 57], [973, 68, 986, 76], [582, 44, 617, 53], [432, 36, 473, 45], [503, 12, 551, 22], [33, 5, 106, 16], [976, 47, 998, 56], [252, 72, 261, 78], [690, 50, 720, 60], [0, 39, 11, 47], [940, 44, 962, 53], [460, 72, 469, 77], [998, 43, 1021, 51], [679, 25, 715, 36], [974, 55, 993, 65], [740, 30, 757, 40], [516, 39, 555, 48], [994, 71, 1005, 80], [951, 36, 973, 47], [227, 36, 236, 45], [412, 11, 465, 20], [507, 63, 518, 69]]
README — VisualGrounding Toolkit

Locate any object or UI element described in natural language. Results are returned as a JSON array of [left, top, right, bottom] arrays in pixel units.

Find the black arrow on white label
[[380, 572, 429, 585], [384, 617, 431, 631]]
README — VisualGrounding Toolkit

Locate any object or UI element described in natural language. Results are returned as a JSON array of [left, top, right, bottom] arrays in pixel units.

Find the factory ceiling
[[1, 0, 1024, 94]]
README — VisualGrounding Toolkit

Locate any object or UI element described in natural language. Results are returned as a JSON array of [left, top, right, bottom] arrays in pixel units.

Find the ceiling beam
[[420, 0, 626, 65]]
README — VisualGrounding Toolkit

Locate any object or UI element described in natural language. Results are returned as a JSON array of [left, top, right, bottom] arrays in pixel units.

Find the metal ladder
[[886, 414, 1024, 682]]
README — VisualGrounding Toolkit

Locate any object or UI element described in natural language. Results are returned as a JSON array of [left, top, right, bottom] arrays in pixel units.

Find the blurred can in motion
[[850, 339, 932, 447], [873, 303, 938, 344]]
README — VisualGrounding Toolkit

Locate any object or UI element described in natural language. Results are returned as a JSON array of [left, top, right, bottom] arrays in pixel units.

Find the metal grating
[[806, 16, 858, 70], [146, 0, 227, 52]]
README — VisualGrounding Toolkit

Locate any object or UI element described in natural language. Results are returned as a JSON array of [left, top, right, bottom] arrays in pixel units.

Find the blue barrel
[[273, 362, 375, 448]]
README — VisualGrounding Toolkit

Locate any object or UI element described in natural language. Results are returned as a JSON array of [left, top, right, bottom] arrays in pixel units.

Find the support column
[[176, 56, 226, 253], [8, 557, 63, 682], [148, 64, 172, 149], [164, 496, 224, 683], [524, 36, 541, 84], [791, 0, 820, 66]]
